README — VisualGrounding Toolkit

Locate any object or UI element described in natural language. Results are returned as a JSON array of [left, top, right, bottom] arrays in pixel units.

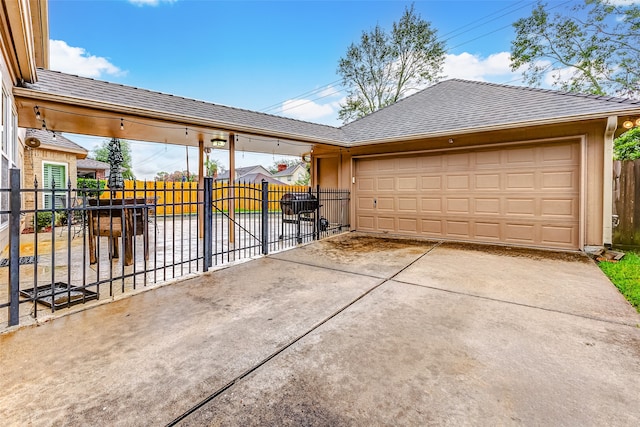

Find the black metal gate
[[0, 170, 350, 328]]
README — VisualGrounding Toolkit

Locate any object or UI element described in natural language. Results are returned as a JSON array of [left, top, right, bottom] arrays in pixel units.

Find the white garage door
[[354, 141, 581, 249]]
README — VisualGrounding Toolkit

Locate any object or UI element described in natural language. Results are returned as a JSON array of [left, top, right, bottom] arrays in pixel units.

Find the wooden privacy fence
[[102, 180, 309, 215], [613, 160, 640, 247]]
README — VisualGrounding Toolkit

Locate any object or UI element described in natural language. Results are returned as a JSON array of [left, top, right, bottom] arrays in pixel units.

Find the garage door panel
[[447, 198, 470, 213], [475, 198, 501, 214], [357, 197, 376, 210], [357, 177, 375, 191], [506, 198, 536, 216], [421, 155, 443, 170], [377, 158, 395, 172], [422, 198, 442, 212], [542, 171, 575, 189], [507, 147, 536, 165], [422, 219, 443, 234], [476, 150, 501, 167], [541, 199, 575, 216], [357, 215, 375, 230], [398, 218, 418, 232], [446, 152, 471, 168], [398, 177, 418, 190], [377, 217, 395, 231], [476, 174, 501, 190], [447, 175, 470, 190], [398, 198, 417, 211], [505, 223, 536, 243], [377, 177, 395, 191], [446, 221, 471, 237], [377, 197, 394, 211], [475, 222, 501, 240], [398, 157, 418, 170], [541, 225, 576, 247], [355, 140, 580, 249], [422, 176, 442, 190], [507, 173, 535, 189], [542, 144, 578, 162]]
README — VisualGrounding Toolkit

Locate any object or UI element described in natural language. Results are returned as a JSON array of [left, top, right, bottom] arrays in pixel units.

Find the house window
[[42, 162, 67, 209], [0, 87, 17, 227]]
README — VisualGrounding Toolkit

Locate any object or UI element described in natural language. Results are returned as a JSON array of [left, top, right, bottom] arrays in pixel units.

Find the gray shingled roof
[[217, 165, 268, 180], [20, 70, 640, 146], [234, 173, 285, 185], [25, 128, 87, 155], [77, 158, 110, 170], [273, 163, 305, 177], [22, 69, 346, 144], [341, 80, 640, 143]]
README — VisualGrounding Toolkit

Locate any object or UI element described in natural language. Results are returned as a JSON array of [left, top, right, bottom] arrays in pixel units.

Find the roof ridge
[[444, 78, 640, 105], [33, 68, 345, 134]]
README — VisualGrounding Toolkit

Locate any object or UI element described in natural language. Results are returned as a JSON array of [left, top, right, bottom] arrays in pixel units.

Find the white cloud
[[49, 40, 123, 78], [128, 0, 177, 6], [443, 51, 519, 82], [281, 99, 336, 121]]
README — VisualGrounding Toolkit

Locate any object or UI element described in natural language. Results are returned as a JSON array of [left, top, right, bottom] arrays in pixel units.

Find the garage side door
[[354, 141, 581, 249]]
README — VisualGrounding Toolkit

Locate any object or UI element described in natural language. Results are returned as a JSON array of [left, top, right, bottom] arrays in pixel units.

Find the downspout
[[603, 116, 617, 248]]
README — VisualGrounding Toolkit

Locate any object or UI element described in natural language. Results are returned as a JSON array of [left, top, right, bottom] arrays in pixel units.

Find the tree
[[337, 4, 445, 123], [94, 138, 135, 180], [510, 0, 640, 99], [204, 158, 225, 177], [614, 127, 640, 160]]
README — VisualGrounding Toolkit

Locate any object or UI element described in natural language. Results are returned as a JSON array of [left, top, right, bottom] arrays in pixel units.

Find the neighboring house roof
[[235, 173, 285, 185], [25, 128, 87, 158], [273, 163, 306, 177], [217, 165, 270, 181], [77, 158, 110, 171], [18, 70, 640, 148]]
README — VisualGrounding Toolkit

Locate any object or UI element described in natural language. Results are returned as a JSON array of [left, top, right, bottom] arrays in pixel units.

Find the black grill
[[279, 192, 319, 215]]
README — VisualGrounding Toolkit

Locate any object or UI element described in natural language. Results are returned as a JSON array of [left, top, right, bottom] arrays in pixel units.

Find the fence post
[[203, 177, 213, 272], [8, 168, 21, 326], [315, 184, 321, 240], [261, 180, 269, 255]]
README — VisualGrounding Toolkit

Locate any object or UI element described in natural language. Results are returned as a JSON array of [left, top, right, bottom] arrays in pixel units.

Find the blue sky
[[48, 0, 577, 179]]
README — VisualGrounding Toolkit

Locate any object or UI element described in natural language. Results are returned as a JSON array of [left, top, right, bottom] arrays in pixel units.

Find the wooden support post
[[198, 139, 204, 238], [229, 133, 236, 244]]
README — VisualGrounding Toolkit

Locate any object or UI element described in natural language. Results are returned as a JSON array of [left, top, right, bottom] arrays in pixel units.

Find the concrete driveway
[[1, 233, 639, 426]]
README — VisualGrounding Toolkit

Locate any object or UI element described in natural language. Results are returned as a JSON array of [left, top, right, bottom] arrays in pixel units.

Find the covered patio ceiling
[[14, 69, 347, 159]]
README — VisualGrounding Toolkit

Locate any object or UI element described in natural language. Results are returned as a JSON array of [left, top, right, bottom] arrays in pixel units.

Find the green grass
[[599, 251, 640, 312]]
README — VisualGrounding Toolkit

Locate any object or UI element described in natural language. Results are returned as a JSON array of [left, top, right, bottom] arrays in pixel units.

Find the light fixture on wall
[[34, 106, 41, 120], [448, 138, 454, 144], [120, 118, 124, 130], [623, 120, 634, 129]]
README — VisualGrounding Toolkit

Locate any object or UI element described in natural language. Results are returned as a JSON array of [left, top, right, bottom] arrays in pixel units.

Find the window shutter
[[43, 163, 66, 209]]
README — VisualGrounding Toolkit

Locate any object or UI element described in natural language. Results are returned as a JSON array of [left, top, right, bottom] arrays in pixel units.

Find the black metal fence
[[0, 170, 350, 328]]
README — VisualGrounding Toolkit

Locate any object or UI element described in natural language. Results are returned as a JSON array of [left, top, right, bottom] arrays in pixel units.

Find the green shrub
[[77, 178, 107, 198], [614, 127, 640, 160], [34, 212, 53, 232]]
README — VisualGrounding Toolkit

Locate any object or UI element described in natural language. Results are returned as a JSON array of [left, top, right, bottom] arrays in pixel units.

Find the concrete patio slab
[[269, 233, 437, 278], [394, 242, 640, 326], [183, 280, 640, 426], [0, 256, 381, 426], [1, 234, 639, 426]]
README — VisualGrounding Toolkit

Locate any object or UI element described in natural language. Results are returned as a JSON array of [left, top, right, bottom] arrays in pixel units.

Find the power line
[[260, 0, 542, 117]]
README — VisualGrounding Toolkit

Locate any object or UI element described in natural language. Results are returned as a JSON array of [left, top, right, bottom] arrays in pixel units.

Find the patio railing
[[0, 169, 350, 328]]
